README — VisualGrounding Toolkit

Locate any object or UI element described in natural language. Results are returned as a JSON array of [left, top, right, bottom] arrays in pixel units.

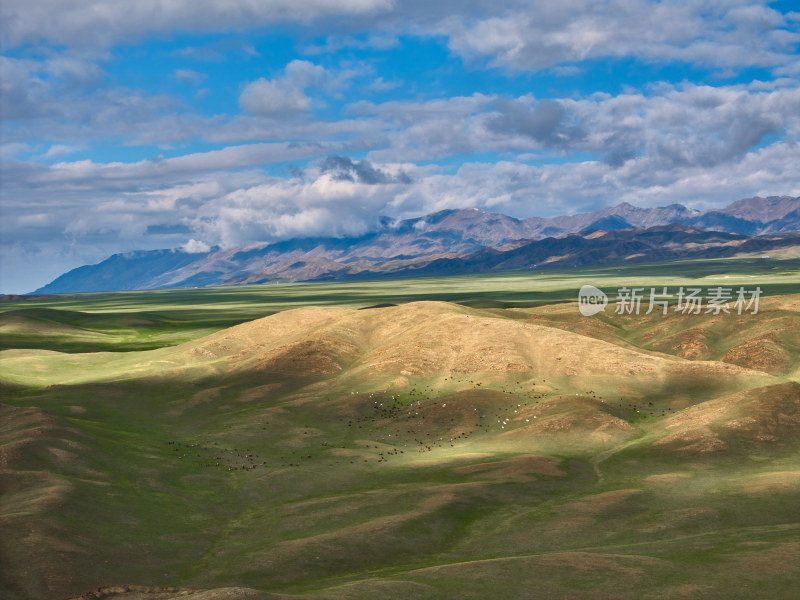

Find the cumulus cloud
[[239, 79, 313, 115], [5, 81, 799, 212], [487, 97, 583, 146], [185, 172, 403, 247], [563, 82, 799, 169], [5, 1, 798, 78], [6, 135, 798, 250], [319, 155, 412, 184], [0, 54, 373, 149], [239, 60, 334, 116], [440, 0, 800, 74], [181, 239, 211, 253], [0, 53, 181, 145], [348, 82, 800, 171], [0, 56, 55, 120]]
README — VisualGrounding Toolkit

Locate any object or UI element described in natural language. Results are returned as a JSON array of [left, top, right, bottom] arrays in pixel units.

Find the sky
[[1, 1, 799, 293]]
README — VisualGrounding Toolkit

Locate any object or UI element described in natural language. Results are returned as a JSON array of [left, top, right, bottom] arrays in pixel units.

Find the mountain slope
[[32, 196, 800, 294], [336, 225, 800, 280], [37, 248, 214, 293], [720, 195, 800, 222]]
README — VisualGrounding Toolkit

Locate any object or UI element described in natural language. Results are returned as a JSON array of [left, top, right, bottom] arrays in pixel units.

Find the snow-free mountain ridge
[[32, 196, 800, 294]]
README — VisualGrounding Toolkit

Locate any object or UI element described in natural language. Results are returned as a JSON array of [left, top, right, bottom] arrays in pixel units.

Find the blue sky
[[1, 0, 799, 293]]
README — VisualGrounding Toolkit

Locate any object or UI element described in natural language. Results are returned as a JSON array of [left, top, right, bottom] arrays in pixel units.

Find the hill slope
[[2, 298, 799, 599]]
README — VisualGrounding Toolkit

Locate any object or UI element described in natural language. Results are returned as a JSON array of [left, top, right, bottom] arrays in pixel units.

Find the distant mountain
[[362, 225, 800, 280], [37, 249, 216, 294], [532, 201, 700, 235], [718, 196, 800, 222], [763, 208, 800, 234], [680, 211, 759, 235], [34, 210, 522, 294], [579, 214, 634, 233], [32, 196, 800, 294]]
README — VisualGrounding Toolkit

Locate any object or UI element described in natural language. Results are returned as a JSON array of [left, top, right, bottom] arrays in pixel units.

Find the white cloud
[[185, 167, 415, 246], [181, 239, 211, 253], [239, 78, 313, 115], [439, 1, 799, 74], [343, 82, 800, 173], [173, 40, 260, 63], [173, 68, 207, 86], [40, 144, 82, 159], [6, 81, 799, 211], [3, 0, 394, 49], [36, 142, 332, 186], [366, 76, 404, 92], [4, 131, 800, 293], [0, 142, 33, 159], [13, 79, 789, 248], [10, 1, 795, 79], [302, 32, 400, 55], [0, 53, 180, 145], [239, 60, 331, 116], [564, 82, 800, 169]]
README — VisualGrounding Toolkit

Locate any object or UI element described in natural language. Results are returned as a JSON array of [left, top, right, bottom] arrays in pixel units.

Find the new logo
[[578, 285, 608, 316]]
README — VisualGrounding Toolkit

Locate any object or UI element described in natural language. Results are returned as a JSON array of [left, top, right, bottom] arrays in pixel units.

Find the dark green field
[[2, 259, 799, 599]]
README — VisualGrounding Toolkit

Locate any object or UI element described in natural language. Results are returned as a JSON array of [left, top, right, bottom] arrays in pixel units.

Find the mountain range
[[32, 195, 800, 294]]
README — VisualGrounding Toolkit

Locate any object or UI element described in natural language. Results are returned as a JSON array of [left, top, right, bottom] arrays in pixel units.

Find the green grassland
[[1, 258, 800, 600], [4, 255, 799, 338]]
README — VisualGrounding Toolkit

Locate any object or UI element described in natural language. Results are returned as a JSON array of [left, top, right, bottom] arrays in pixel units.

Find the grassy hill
[[1, 263, 799, 599]]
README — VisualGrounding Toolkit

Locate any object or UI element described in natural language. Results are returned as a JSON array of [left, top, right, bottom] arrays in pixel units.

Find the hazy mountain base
[[1, 295, 799, 599]]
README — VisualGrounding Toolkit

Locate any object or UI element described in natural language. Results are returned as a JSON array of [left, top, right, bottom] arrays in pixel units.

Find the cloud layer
[[2, 0, 393, 48], [442, 1, 799, 72]]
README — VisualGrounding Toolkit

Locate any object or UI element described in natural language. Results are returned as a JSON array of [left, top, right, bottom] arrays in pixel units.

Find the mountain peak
[[720, 196, 800, 222]]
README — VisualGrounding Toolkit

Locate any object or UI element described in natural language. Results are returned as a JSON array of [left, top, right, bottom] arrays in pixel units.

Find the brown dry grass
[[652, 327, 711, 360], [564, 489, 644, 514], [721, 333, 788, 372], [643, 472, 694, 484], [653, 426, 729, 453], [0, 403, 55, 468], [738, 471, 800, 494], [498, 395, 636, 450], [63, 586, 277, 600], [406, 550, 670, 592], [179, 302, 687, 383], [732, 541, 800, 576], [655, 382, 800, 452], [455, 455, 566, 480]]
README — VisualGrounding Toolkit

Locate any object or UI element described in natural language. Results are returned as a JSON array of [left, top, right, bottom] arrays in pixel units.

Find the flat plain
[[1, 257, 799, 599]]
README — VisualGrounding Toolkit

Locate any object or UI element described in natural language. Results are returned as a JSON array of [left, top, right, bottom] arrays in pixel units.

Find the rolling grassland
[[1, 260, 799, 599]]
